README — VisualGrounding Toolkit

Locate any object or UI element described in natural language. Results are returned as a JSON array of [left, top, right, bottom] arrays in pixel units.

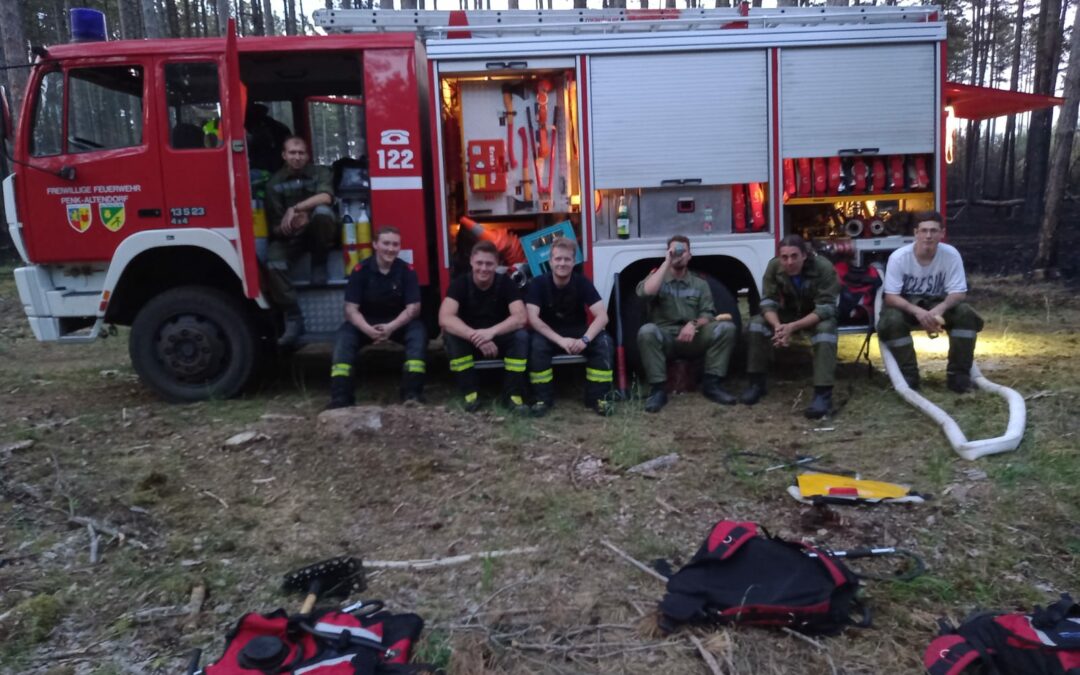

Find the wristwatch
[[580, 335, 590, 345]]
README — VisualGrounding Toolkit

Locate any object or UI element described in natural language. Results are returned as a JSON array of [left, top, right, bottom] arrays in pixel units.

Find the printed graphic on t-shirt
[[900, 271, 948, 297]]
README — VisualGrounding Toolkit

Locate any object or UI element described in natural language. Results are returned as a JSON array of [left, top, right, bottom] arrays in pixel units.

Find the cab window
[[30, 71, 64, 157], [67, 66, 144, 153], [165, 62, 223, 150]]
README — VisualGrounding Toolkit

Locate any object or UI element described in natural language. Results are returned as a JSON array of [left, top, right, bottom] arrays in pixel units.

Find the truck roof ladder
[[314, 6, 942, 37]]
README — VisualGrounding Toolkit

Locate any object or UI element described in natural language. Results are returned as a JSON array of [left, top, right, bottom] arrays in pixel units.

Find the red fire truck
[[3, 6, 1048, 401]]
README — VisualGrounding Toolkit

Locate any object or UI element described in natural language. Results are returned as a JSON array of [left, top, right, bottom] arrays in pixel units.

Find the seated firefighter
[[740, 235, 840, 419], [327, 226, 427, 409], [636, 235, 738, 413], [264, 136, 338, 346], [245, 103, 291, 174], [438, 240, 529, 413], [877, 210, 983, 393], [525, 237, 614, 417]]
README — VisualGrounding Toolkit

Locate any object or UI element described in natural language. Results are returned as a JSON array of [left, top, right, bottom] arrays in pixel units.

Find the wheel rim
[[153, 313, 230, 385]]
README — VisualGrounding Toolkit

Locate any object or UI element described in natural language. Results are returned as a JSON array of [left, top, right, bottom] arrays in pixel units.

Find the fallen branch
[[688, 634, 724, 675], [365, 546, 540, 570], [86, 523, 99, 564], [782, 627, 838, 675], [200, 490, 229, 509], [946, 198, 1025, 207], [185, 582, 207, 631], [599, 539, 668, 584], [68, 516, 149, 550]]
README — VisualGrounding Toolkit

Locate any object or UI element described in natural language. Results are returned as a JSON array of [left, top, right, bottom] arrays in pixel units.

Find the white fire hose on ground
[[870, 272, 1026, 460], [878, 343, 1026, 460]]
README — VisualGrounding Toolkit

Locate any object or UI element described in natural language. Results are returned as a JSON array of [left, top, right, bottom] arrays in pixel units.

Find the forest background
[[2, 0, 1079, 275]]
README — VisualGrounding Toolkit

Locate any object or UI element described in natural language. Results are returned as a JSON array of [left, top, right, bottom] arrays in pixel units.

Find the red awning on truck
[[945, 82, 1064, 120]]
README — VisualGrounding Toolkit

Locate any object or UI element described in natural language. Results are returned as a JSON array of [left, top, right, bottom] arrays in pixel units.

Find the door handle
[[138, 208, 162, 218]]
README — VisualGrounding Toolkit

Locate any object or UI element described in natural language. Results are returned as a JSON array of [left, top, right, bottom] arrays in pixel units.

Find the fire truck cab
[[6, 7, 949, 402], [7, 28, 432, 401]]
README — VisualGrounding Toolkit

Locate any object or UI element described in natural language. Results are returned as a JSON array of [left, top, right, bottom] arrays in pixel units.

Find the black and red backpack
[[833, 261, 882, 326], [201, 605, 433, 674], [658, 520, 868, 636], [924, 594, 1080, 674]]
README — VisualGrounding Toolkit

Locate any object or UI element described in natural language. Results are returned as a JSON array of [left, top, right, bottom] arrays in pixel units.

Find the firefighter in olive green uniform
[[264, 136, 338, 346], [741, 235, 840, 419], [636, 236, 737, 413]]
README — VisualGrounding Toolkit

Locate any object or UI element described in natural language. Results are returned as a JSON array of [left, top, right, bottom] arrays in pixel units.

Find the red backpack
[[201, 606, 431, 674], [658, 521, 868, 636], [833, 261, 882, 326], [924, 594, 1080, 675]]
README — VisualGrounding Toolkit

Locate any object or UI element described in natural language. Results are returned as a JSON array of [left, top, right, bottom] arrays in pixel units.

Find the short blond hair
[[549, 237, 577, 257]]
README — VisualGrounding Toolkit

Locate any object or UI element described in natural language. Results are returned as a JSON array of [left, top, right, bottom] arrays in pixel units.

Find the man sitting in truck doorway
[[636, 235, 738, 413], [525, 237, 614, 418], [876, 210, 983, 393], [327, 226, 427, 409], [739, 234, 840, 419], [265, 135, 339, 346], [438, 240, 530, 414]]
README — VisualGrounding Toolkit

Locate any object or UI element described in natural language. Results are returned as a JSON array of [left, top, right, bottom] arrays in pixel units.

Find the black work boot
[[278, 309, 304, 348], [401, 372, 426, 404], [326, 377, 355, 410], [740, 373, 767, 405], [804, 386, 833, 419], [644, 385, 668, 413], [702, 375, 737, 406], [946, 372, 972, 394]]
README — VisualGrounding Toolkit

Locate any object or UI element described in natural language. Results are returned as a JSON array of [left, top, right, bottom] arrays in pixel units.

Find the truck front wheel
[[129, 286, 257, 402]]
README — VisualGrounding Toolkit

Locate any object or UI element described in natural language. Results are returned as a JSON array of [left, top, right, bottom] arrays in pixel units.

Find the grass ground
[[1, 270, 1078, 674]]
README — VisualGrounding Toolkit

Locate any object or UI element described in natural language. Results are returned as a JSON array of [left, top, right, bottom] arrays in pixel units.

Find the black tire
[[129, 286, 258, 403]]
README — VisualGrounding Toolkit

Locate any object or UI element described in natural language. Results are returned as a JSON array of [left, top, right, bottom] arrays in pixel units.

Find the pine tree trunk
[[164, 0, 182, 36], [141, 0, 163, 37], [252, 0, 264, 35], [999, 0, 1024, 198], [216, 0, 230, 35], [285, 0, 298, 35], [262, 0, 274, 34], [1034, 2, 1080, 271], [1022, 0, 1065, 227], [0, 0, 28, 112]]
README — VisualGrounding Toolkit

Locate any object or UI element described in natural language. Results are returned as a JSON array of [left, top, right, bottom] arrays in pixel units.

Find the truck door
[[17, 58, 166, 263], [156, 57, 236, 240]]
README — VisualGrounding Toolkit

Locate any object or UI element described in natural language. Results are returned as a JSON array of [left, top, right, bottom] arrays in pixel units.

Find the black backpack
[[658, 520, 868, 636], [923, 594, 1080, 674]]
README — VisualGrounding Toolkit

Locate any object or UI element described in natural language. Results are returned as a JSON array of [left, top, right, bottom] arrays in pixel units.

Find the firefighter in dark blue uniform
[[438, 240, 529, 413], [525, 237, 614, 417], [328, 226, 426, 408]]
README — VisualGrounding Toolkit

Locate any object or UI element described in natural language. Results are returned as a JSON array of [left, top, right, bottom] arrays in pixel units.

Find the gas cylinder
[[342, 213, 360, 274], [356, 205, 373, 261]]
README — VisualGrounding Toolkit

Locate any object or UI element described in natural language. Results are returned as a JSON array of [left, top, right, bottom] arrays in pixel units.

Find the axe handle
[[518, 127, 532, 202], [301, 592, 317, 614], [503, 91, 516, 169]]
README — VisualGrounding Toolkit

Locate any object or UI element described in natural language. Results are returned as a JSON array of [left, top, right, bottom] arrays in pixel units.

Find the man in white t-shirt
[[878, 211, 984, 393]]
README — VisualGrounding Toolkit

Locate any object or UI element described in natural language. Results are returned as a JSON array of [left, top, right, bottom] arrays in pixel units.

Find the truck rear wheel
[[129, 286, 257, 402]]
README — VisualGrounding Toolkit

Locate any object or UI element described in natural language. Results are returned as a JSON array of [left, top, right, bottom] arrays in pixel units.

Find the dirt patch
[[2, 270, 1080, 674]]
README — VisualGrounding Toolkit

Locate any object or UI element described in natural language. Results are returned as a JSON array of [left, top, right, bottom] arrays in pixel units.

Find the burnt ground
[[946, 201, 1080, 281], [1, 214, 1080, 674]]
